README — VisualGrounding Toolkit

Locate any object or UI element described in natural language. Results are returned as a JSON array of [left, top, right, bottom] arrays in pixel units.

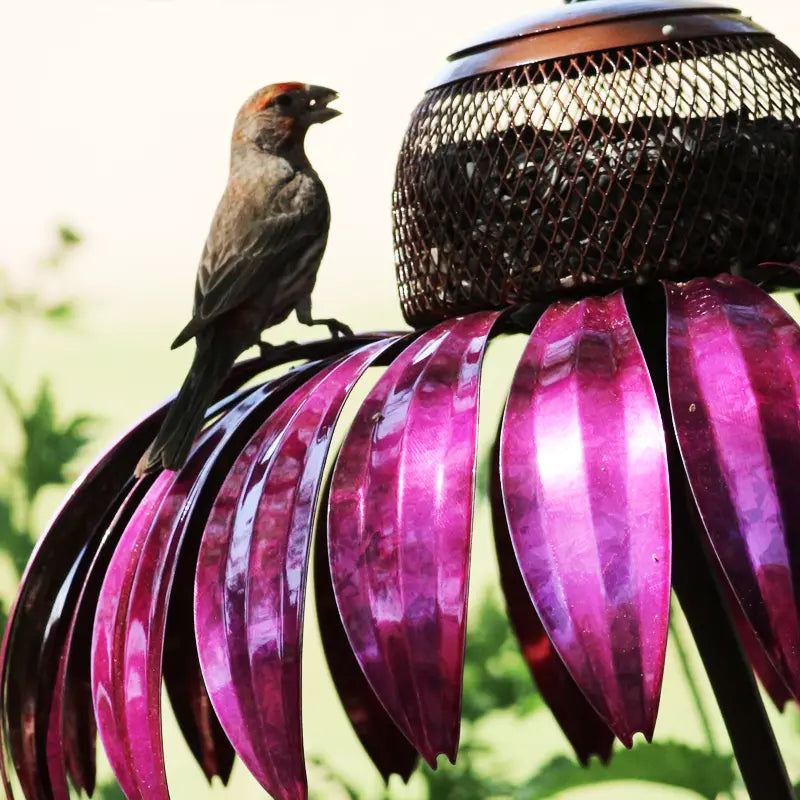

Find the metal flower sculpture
[[4, 2, 800, 800]]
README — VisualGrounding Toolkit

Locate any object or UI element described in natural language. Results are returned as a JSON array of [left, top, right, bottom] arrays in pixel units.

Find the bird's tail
[[135, 339, 238, 476]]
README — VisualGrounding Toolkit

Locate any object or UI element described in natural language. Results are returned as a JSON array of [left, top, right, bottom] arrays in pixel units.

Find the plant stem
[[670, 606, 737, 800], [669, 608, 718, 754]]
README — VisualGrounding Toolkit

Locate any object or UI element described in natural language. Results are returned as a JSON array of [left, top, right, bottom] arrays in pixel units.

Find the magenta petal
[[244, 339, 399, 798], [0, 355, 272, 799], [329, 312, 500, 765], [666, 274, 800, 698], [491, 464, 614, 764], [92, 472, 176, 799], [314, 516, 418, 782], [195, 396, 317, 794], [196, 341, 397, 800], [500, 292, 671, 746], [121, 431, 222, 799], [724, 572, 794, 710]]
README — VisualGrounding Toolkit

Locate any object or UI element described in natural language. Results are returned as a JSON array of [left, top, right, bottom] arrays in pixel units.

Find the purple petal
[[314, 516, 418, 782], [491, 461, 614, 764], [500, 292, 671, 746], [724, 571, 794, 710], [112, 365, 321, 797], [163, 590, 235, 787], [57, 475, 162, 800], [121, 431, 222, 798], [244, 340, 399, 798], [92, 472, 176, 799], [666, 274, 800, 698], [329, 312, 500, 765], [0, 356, 270, 799], [196, 341, 397, 799]]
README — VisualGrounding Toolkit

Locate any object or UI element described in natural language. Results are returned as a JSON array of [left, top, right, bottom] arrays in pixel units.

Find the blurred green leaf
[[0, 495, 35, 576], [309, 756, 388, 800], [419, 742, 514, 800], [95, 780, 126, 800], [517, 742, 736, 800], [461, 591, 541, 723], [43, 300, 77, 324], [57, 225, 82, 247], [3, 380, 94, 502]]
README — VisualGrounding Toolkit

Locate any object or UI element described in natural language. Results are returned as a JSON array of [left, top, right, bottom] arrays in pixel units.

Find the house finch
[[136, 82, 351, 475]]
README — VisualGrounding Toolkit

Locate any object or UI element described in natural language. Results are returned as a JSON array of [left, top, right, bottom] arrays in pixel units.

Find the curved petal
[[314, 512, 418, 782], [500, 292, 671, 746], [329, 312, 500, 765], [50, 477, 155, 800], [108, 364, 318, 798], [0, 355, 269, 799], [666, 275, 800, 698], [121, 431, 223, 799], [93, 472, 176, 798], [724, 574, 794, 710], [491, 459, 614, 764], [244, 339, 400, 798], [196, 340, 397, 800]]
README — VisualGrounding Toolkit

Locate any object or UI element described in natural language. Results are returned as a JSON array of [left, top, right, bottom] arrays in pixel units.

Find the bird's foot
[[320, 318, 354, 338]]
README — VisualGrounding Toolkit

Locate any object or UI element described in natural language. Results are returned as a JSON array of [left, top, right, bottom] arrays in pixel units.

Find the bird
[[136, 82, 352, 475]]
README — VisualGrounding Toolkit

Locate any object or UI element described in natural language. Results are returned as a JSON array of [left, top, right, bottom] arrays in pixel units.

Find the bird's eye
[[269, 93, 293, 109]]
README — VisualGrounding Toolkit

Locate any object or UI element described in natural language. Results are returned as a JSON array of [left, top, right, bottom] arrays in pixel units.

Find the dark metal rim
[[432, 11, 770, 88]]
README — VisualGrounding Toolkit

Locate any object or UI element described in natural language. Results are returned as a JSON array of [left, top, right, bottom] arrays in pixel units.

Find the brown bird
[[136, 82, 351, 475]]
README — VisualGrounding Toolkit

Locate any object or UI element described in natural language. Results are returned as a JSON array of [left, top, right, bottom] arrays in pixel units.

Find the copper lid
[[433, 0, 769, 88]]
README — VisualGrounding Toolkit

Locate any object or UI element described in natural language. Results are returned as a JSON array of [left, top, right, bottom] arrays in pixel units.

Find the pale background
[[3, 0, 800, 797]]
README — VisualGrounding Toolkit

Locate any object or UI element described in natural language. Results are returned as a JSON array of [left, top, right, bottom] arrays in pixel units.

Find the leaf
[[419, 742, 514, 800], [461, 591, 541, 723], [4, 380, 95, 502], [57, 226, 82, 247], [44, 300, 77, 324], [94, 781, 126, 800], [0, 494, 35, 576], [517, 742, 736, 800]]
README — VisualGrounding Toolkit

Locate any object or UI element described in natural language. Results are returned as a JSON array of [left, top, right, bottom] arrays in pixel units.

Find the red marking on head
[[240, 82, 306, 117]]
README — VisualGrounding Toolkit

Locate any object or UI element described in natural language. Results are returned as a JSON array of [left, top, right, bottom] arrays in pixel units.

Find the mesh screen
[[393, 36, 800, 324]]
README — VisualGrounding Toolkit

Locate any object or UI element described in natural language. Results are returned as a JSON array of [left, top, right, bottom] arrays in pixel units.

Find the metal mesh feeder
[[393, 0, 800, 324]]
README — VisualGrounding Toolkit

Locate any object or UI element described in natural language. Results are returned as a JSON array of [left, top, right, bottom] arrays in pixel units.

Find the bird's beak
[[305, 84, 341, 124]]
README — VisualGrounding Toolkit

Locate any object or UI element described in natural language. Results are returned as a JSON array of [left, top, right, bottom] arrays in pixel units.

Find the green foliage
[[0, 227, 93, 575], [316, 589, 745, 799], [0, 226, 124, 797], [518, 743, 736, 800], [94, 781, 127, 800], [461, 591, 541, 723], [417, 741, 514, 800], [3, 381, 93, 503]]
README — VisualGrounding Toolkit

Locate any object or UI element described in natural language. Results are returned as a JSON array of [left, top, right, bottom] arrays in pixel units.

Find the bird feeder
[[393, 0, 800, 324]]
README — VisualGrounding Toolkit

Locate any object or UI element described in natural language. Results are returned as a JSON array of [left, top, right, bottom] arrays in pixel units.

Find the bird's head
[[232, 82, 340, 158]]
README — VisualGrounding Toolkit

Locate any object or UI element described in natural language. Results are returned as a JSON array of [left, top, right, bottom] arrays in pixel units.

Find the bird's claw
[[327, 319, 354, 338]]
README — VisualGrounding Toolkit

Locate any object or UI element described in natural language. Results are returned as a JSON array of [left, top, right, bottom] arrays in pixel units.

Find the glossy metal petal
[[491, 459, 614, 764], [314, 512, 418, 782], [196, 340, 397, 800], [50, 477, 155, 800], [115, 430, 223, 799], [0, 354, 273, 799], [329, 312, 500, 766], [0, 436, 160, 799], [725, 575, 794, 710], [97, 362, 322, 799], [500, 292, 671, 746], [92, 472, 176, 799], [666, 275, 800, 698]]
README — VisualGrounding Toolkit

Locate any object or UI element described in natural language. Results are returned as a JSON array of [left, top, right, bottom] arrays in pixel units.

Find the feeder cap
[[433, 0, 769, 88]]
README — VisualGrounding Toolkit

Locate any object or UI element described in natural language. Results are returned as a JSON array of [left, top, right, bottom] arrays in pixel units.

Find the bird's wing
[[171, 203, 326, 349]]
